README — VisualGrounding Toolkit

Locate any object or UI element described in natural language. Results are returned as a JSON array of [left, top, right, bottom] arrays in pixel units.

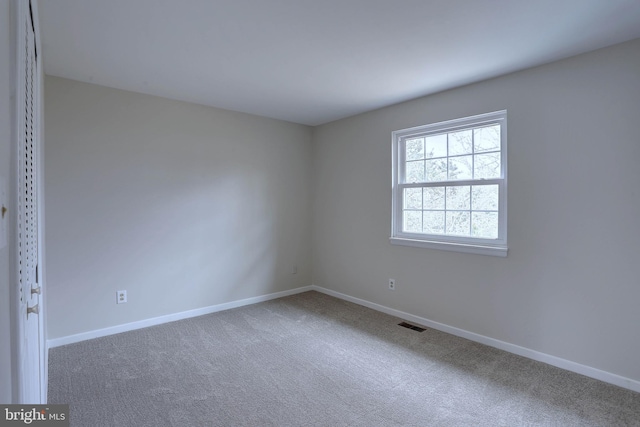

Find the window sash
[[398, 120, 504, 185], [391, 111, 507, 254], [395, 181, 506, 246]]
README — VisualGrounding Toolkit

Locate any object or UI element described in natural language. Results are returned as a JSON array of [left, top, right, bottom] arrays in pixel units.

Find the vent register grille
[[398, 322, 426, 332]]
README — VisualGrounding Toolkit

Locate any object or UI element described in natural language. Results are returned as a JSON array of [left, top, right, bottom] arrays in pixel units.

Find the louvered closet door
[[20, 8, 38, 309], [18, 1, 42, 403]]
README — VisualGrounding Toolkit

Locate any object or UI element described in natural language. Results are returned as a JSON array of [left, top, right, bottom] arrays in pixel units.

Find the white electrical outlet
[[389, 279, 396, 290], [292, 265, 298, 275], [0, 175, 7, 249], [116, 290, 127, 304]]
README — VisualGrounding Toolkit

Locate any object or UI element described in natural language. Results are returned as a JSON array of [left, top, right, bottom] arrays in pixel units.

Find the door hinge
[[27, 303, 39, 317]]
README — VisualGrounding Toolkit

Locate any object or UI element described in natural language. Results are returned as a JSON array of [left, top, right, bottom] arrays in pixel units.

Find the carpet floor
[[48, 291, 640, 426]]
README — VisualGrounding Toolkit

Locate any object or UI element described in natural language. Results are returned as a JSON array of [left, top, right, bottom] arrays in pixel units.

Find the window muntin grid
[[391, 111, 507, 256]]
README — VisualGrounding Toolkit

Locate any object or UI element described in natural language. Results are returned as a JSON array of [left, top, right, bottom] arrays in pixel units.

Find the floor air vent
[[398, 322, 426, 332]]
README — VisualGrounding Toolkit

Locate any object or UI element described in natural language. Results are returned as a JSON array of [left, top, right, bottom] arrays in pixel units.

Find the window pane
[[446, 186, 470, 210], [405, 138, 424, 161], [392, 111, 506, 250], [424, 187, 445, 210], [403, 211, 422, 233], [424, 134, 447, 158], [471, 185, 498, 211], [448, 130, 472, 156], [405, 160, 425, 183], [425, 158, 447, 182], [446, 211, 470, 236], [423, 211, 445, 234], [474, 125, 500, 153], [404, 188, 422, 209], [448, 156, 472, 180], [472, 212, 499, 239], [474, 152, 501, 179]]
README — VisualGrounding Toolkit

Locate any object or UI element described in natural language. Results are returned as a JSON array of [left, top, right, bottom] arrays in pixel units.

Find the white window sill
[[389, 237, 508, 257]]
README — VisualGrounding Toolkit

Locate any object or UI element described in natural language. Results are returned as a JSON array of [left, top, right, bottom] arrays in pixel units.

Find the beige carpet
[[48, 291, 640, 426]]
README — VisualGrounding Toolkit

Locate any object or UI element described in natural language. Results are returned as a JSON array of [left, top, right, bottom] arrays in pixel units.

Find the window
[[391, 111, 507, 256]]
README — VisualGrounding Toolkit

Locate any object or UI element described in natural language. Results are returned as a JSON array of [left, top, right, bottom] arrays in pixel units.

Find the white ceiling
[[38, 0, 640, 126]]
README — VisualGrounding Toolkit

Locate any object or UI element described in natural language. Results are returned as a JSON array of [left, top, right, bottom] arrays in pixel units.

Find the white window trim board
[[389, 236, 508, 257], [391, 110, 508, 257]]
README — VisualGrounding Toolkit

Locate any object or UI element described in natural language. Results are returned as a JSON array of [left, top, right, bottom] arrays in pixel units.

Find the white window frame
[[391, 110, 508, 257]]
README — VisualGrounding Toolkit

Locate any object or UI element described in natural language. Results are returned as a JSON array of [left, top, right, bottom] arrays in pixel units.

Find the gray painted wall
[[44, 77, 313, 339], [312, 39, 640, 383], [44, 39, 640, 386], [0, 0, 14, 403]]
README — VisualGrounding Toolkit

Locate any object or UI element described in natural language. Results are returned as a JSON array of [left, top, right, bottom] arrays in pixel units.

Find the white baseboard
[[310, 285, 640, 394], [47, 286, 313, 348], [47, 284, 640, 393]]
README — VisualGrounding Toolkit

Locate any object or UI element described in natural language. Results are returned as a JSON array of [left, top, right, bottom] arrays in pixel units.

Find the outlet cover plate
[[0, 176, 6, 249], [117, 290, 127, 304]]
